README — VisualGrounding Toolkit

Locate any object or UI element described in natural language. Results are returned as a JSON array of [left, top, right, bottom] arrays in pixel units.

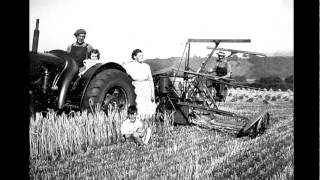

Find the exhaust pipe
[[32, 19, 40, 53]]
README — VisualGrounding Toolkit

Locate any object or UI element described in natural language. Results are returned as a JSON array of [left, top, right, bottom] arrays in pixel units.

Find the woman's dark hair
[[89, 49, 100, 59], [127, 105, 138, 115], [131, 49, 142, 60]]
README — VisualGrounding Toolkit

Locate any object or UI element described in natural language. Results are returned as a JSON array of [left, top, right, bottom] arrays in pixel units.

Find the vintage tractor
[[29, 19, 137, 115], [150, 39, 270, 137]]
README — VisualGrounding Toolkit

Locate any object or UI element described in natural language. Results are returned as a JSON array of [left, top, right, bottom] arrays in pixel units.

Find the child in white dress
[[79, 49, 101, 76]]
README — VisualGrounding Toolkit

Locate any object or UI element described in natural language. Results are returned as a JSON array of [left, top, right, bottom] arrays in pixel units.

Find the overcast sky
[[29, 0, 293, 63]]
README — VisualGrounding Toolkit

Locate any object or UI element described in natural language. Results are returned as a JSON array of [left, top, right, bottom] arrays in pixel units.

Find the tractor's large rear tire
[[81, 69, 136, 113]]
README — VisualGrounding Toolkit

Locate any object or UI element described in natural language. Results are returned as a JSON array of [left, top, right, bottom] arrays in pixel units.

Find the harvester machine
[[153, 39, 270, 137]]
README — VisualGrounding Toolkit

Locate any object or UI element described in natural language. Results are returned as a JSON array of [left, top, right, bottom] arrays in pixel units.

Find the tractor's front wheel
[[81, 69, 136, 114]]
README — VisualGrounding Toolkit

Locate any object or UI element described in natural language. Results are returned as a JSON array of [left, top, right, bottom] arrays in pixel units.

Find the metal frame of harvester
[[153, 38, 270, 137]]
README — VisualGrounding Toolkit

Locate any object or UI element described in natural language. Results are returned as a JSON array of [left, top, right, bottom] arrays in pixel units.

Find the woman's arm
[[147, 64, 155, 101]]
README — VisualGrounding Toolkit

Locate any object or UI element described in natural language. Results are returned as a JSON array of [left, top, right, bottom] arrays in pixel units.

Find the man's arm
[[222, 62, 232, 78], [227, 62, 232, 77], [66, 44, 72, 53], [87, 44, 94, 53]]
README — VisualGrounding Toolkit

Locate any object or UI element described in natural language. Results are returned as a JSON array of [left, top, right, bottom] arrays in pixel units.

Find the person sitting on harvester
[[208, 51, 232, 101]]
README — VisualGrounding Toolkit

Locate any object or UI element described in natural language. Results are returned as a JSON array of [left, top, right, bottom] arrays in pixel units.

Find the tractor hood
[[29, 51, 67, 80]]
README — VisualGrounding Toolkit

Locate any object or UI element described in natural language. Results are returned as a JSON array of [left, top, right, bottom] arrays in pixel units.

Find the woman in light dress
[[123, 49, 156, 118]]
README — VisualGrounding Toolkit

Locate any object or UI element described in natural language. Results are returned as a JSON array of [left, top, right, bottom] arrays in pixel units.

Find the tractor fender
[[48, 50, 79, 109], [70, 62, 128, 109]]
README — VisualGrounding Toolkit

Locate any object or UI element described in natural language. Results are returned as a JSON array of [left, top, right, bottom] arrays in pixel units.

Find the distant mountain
[[145, 55, 293, 79], [144, 57, 180, 75], [228, 55, 294, 79]]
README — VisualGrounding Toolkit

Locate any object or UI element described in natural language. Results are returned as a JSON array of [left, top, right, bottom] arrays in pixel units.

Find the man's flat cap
[[74, 29, 87, 36]]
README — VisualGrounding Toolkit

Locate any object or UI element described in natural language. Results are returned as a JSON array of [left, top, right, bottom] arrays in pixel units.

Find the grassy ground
[[29, 102, 293, 179]]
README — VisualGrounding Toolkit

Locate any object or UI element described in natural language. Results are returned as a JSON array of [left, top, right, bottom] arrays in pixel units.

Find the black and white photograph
[[29, 0, 294, 179]]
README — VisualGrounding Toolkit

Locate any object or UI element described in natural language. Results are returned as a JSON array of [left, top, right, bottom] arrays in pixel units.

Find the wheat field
[[29, 88, 293, 179]]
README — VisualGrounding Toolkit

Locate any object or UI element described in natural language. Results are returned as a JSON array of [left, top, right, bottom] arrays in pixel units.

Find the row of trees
[[233, 75, 293, 91]]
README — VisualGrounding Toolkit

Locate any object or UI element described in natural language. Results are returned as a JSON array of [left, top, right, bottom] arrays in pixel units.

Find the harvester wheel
[[82, 69, 136, 114]]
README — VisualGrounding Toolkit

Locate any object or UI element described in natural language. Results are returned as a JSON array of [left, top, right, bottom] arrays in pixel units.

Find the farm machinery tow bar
[[153, 39, 270, 137]]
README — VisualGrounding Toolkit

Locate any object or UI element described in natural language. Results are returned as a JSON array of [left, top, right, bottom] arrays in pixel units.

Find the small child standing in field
[[120, 105, 152, 145]]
